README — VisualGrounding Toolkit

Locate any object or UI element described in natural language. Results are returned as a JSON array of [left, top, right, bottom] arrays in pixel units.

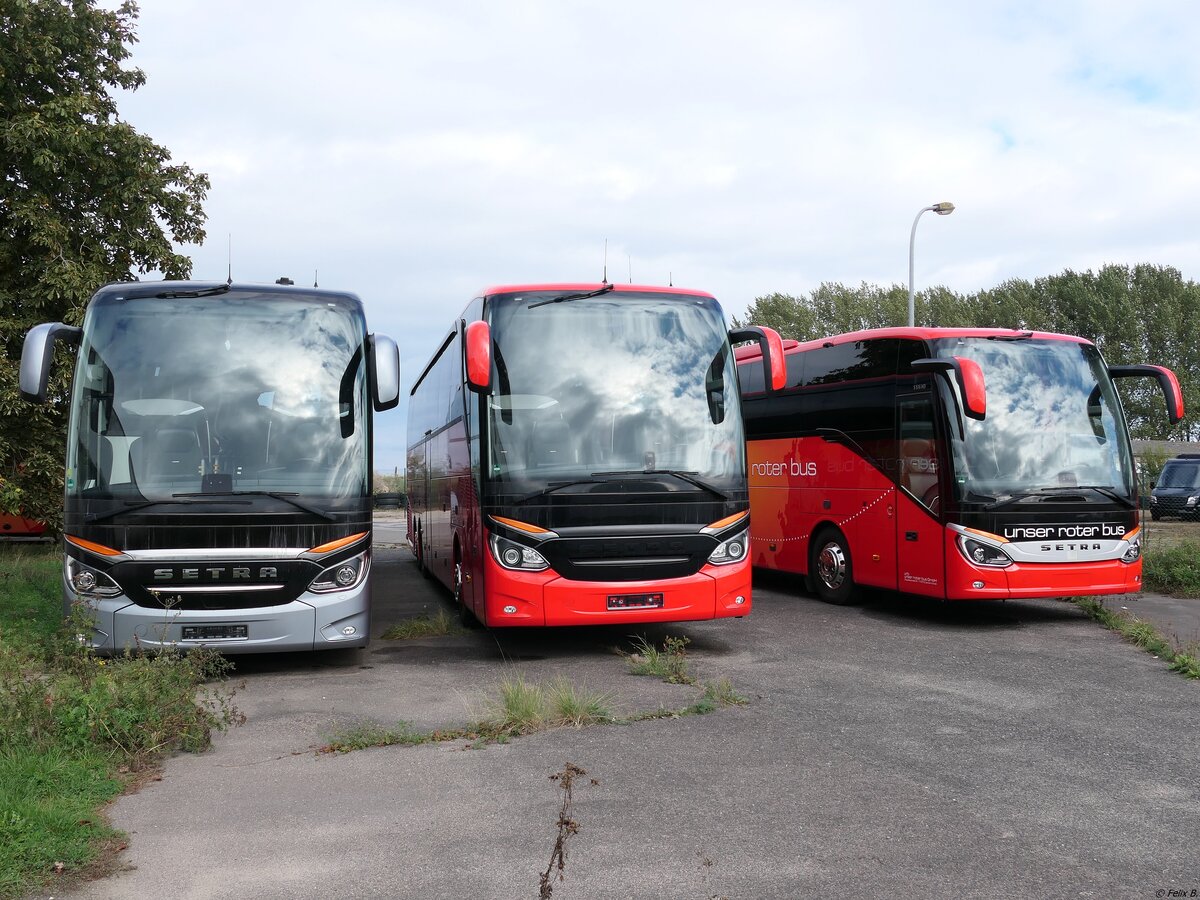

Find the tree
[[0, 0, 208, 529]]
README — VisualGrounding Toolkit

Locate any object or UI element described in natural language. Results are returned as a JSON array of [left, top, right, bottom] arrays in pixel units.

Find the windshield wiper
[[516, 479, 607, 503], [985, 486, 1133, 510], [983, 490, 1042, 511], [154, 284, 232, 299], [590, 469, 730, 500], [83, 497, 244, 525], [527, 283, 615, 309], [173, 490, 336, 521], [1071, 485, 1136, 508], [959, 490, 998, 505]]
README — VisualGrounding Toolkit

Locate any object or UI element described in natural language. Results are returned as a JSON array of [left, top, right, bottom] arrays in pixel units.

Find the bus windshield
[[932, 337, 1135, 500], [66, 292, 370, 506], [485, 292, 744, 496]]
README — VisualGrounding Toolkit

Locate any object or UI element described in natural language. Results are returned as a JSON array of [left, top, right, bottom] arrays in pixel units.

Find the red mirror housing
[[955, 356, 986, 420], [729, 325, 787, 392], [911, 356, 987, 421], [1109, 364, 1185, 425], [465, 320, 492, 393]]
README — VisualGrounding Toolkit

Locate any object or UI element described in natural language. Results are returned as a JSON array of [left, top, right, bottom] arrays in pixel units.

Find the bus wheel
[[810, 527, 857, 605], [415, 525, 431, 579], [453, 559, 477, 627]]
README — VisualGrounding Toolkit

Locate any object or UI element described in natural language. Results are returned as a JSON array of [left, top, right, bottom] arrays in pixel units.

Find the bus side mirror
[[20, 322, 82, 404], [369, 333, 401, 411], [1108, 364, 1185, 425], [729, 325, 786, 392], [464, 320, 492, 393], [912, 356, 986, 420]]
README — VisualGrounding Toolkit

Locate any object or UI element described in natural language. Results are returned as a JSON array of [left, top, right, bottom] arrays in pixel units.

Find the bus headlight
[[66, 558, 123, 597], [708, 528, 749, 566], [957, 536, 1013, 568], [1121, 536, 1141, 564], [309, 550, 369, 593], [489, 534, 549, 571]]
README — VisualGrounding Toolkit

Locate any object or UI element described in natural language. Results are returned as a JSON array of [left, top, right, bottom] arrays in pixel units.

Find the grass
[[319, 674, 618, 753], [625, 635, 695, 684], [0, 549, 64, 646], [1074, 597, 1200, 679], [380, 608, 467, 640], [1142, 539, 1200, 596], [321, 653, 748, 755], [0, 545, 243, 899]]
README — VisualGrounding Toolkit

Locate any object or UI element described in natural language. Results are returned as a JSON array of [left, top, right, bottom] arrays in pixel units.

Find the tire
[[453, 558, 479, 627], [1150, 510, 1161, 521], [415, 522, 431, 579], [809, 527, 857, 605]]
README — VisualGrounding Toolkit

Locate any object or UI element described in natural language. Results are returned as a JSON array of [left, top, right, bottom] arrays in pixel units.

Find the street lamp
[[908, 201, 955, 327]]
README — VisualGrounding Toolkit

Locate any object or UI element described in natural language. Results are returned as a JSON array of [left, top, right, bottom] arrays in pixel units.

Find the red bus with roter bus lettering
[[406, 282, 785, 627], [735, 327, 1183, 603]]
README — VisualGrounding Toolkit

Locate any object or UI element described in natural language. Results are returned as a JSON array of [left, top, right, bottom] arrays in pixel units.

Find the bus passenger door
[[896, 396, 945, 598]]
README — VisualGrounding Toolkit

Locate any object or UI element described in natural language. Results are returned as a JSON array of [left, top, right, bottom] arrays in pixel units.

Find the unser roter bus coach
[[735, 327, 1183, 603], [21, 280, 400, 653], [406, 282, 785, 627]]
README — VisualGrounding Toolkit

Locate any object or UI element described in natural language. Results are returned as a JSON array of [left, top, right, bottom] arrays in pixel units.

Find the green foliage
[[685, 678, 748, 715], [735, 264, 1200, 441], [626, 634, 695, 684], [319, 720, 430, 753], [373, 472, 406, 493], [320, 676, 614, 753], [0, 547, 63, 647], [1137, 446, 1170, 492], [487, 674, 614, 735], [0, 548, 241, 896], [0, 748, 122, 899], [1142, 540, 1200, 596], [1168, 650, 1200, 678], [0, 0, 209, 530], [380, 608, 466, 640], [1073, 596, 1198, 680]]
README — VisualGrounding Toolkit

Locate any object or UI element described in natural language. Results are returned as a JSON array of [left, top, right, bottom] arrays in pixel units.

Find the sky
[[112, 0, 1200, 473]]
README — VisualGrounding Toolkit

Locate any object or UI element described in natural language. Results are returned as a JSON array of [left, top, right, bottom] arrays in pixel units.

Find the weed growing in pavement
[[380, 608, 467, 640], [688, 678, 748, 715], [626, 634, 695, 684], [1143, 540, 1200, 596], [1074, 597, 1199, 680], [319, 675, 615, 753], [322, 632, 745, 755], [627, 677, 748, 722], [539, 762, 598, 899]]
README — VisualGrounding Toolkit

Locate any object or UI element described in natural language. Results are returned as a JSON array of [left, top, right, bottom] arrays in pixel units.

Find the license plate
[[607, 592, 664, 610], [181, 624, 249, 641]]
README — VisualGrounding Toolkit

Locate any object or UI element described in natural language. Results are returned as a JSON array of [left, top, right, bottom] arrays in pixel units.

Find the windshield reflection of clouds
[[488, 296, 743, 487], [939, 339, 1133, 496], [69, 296, 369, 500]]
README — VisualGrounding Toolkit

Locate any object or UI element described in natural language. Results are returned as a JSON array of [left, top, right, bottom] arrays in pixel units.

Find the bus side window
[[899, 399, 939, 512]]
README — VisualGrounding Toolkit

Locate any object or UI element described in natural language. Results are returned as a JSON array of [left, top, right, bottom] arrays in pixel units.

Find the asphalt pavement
[[51, 527, 1198, 900]]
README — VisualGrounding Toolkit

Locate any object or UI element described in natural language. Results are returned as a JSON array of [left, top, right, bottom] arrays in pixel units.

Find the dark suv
[[1150, 454, 1200, 520]]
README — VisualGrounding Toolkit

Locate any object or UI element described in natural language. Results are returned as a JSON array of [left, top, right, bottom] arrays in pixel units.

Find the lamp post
[[908, 201, 955, 327]]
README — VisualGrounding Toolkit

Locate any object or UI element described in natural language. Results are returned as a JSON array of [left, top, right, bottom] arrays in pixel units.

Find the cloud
[[115, 0, 1200, 469]]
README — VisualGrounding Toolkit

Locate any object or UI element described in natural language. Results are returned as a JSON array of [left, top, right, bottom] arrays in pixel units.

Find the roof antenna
[[314, 269, 319, 288], [627, 254, 632, 284], [226, 233, 233, 285], [669, 271, 673, 287], [602, 239, 609, 284]]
